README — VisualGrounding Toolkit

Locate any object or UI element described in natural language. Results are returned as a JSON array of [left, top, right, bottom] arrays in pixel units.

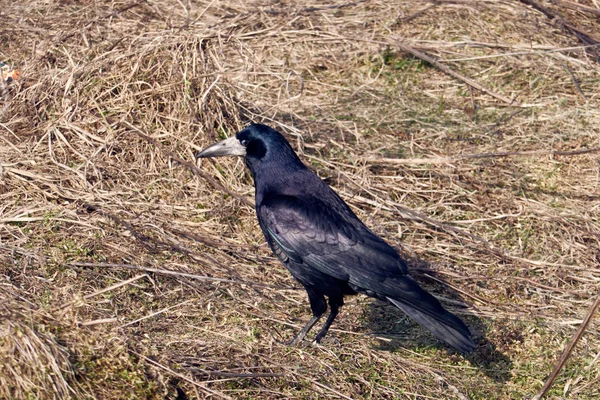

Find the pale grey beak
[[196, 136, 246, 158]]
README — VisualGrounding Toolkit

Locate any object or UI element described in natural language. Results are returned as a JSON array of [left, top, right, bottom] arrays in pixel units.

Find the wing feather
[[258, 194, 407, 284]]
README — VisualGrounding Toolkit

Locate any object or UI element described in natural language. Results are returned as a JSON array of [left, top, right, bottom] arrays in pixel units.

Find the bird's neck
[[251, 161, 308, 205]]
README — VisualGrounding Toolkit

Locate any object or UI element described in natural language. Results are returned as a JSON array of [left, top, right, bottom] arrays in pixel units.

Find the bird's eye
[[240, 139, 249, 146]]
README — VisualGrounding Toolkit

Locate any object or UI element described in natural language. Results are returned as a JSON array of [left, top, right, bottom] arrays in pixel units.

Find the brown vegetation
[[1, 0, 599, 398]]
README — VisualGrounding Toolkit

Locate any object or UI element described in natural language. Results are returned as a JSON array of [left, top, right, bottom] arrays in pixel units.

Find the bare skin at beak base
[[196, 136, 246, 158]]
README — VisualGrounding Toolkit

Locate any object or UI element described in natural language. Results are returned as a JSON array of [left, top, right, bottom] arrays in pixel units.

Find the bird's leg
[[287, 286, 327, 346], [313, 308, 338, 343], [287, 314, 323, 346], [314, 296, 343, 343]]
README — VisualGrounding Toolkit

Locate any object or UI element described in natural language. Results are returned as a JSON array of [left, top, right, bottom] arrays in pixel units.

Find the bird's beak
[[196, 136, 246, 158]]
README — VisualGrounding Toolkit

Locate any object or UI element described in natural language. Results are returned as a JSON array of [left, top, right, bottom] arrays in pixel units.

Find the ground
[[1, 0, 600, 399]]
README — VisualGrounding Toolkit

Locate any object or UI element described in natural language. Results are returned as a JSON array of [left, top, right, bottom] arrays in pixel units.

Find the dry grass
[[1, 0, 600, 398]]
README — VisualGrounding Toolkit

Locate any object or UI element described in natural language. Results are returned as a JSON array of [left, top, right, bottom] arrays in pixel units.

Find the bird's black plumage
[[197, 123, 475, 353]]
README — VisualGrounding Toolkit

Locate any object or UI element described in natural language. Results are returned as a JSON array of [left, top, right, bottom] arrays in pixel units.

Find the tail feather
[[384, 277, 475, 354], [388, 297, 475, 353]]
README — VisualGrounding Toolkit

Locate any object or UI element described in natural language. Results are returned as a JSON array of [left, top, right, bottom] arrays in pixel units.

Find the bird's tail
[[385, 276, 475, 354]]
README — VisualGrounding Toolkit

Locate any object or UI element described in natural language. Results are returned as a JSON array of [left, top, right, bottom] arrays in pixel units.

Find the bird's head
[[196, 123, 304, 175]]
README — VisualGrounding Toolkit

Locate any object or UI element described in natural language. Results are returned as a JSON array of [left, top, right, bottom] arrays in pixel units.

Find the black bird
[[197, 124, 475, 353]]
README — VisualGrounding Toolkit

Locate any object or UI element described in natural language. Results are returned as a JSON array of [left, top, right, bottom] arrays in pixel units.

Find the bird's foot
[[314, 331, 326, 343], [284, 315, 322, 346], [285, 332, 307, 347], [312, 335, 341, 347]]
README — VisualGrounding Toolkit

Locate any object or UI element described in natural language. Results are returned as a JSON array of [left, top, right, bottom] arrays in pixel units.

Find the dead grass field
[[1, 0, 600, 399]]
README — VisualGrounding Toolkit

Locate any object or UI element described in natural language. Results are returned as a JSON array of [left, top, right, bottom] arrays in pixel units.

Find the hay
[[1, 0, 599, 398], [0, 290, 74, 399]]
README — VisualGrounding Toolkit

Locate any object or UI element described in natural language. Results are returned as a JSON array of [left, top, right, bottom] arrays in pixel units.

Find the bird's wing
[[258, 194, 408, 283]]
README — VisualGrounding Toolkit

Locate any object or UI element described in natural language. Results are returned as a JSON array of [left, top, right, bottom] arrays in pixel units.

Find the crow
[[197, 123, 475, 353]]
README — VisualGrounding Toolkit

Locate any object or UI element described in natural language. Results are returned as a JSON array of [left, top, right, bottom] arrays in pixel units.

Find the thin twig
[[554, 0, 600, 16], [131, 350, 232, 400], [80, 318, 118, 326], [69, 262, 296, 290], [431, 371, 470, 400], [309, 379, 356, 400], [120, 121, 254, 208], [120, 299, 193, 328], [367, 146, 600, 165], [517, 0, 600, 61], [533, 291, 600, 400], [394, 41, 520, 106], [400, 4, 437, 23], [56, 0, 147, 44], [562, 63, 587, 102], [53, 274, 148, 312], [186, 368, 285, 379], [81, 202, 252, 284]]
